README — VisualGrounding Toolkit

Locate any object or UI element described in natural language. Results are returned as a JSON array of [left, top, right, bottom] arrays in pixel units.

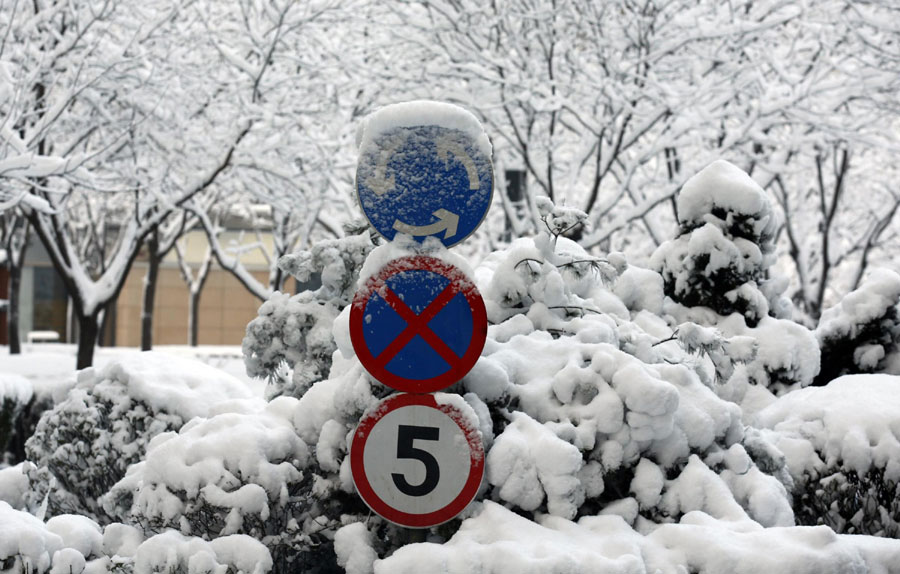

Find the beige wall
[[116, 264, 295, 346]]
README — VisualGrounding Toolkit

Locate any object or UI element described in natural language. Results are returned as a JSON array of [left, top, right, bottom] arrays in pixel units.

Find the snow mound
[[0, 372, 33, 405], [133, 531, 271, 574], [755, 374, 900, 481], [0, 501, 62, 572], [80, 350, 253, 420], [104, 396, 307, 529], [677, 159, 774, 234], [0, 463, 28, 508], [378, 501, 899, 574], [817, 269, 900, 343]]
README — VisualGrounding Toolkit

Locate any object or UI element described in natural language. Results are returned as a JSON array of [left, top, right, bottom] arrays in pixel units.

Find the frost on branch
[[24, 352, 253, 520], [243, 231, 374, 400], [814, 268, 900, 386]]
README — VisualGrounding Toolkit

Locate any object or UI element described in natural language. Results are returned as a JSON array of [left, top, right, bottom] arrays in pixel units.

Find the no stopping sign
[[350, 393, 484, 528], [349, 255, 487, 393]]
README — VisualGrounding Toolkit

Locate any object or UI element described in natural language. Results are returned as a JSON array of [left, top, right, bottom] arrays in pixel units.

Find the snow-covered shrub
[[755, 374, 900, 536], [0, 463, 29, 509], [102, 397, 343, 572], [0, 500, 269, 574], [1, 374, 33, 464], [651, 159, 781, 327], [244, 230, 373, 400], [246, 206, 803, 569], [650, 161, 819, 398], [24, 352, 253, 520], [814, 268, 900, 386]]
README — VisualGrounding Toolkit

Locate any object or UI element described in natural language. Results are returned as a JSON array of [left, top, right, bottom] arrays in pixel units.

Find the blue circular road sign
[[349, 256, 487, 393], [356, 125, 494, 248]]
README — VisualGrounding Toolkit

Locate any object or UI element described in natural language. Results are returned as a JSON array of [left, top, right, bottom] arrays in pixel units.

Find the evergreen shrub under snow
[[23, 353, 253, 520], [814, 268, 900, 386], [0, 374, 32, 465], [755, 374, 900, 536], [243, 230, 374, 400]]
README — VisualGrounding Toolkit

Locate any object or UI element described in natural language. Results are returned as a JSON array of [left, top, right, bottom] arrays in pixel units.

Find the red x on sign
[[349, 255, 487, 393]]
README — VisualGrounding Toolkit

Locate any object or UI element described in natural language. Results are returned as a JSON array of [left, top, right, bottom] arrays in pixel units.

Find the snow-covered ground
[[0, 343, 264, 401]]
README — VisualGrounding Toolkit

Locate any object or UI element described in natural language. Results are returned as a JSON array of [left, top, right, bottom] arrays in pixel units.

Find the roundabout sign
[[356, 124, 494, 248]]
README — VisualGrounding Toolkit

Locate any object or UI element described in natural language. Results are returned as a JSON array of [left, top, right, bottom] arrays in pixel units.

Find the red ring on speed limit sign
[[350, 393, 484, 528]]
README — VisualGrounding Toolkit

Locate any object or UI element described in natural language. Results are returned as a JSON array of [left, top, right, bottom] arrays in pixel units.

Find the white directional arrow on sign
[[393, 208, 459, 239], [436, 135, 480, 191], [366, 149, 397, 196]]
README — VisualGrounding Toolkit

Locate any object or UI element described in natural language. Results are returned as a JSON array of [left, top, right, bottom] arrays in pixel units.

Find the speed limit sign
[[350, 393, 484, 528]]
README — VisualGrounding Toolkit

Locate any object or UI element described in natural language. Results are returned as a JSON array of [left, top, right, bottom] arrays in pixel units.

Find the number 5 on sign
[[350, 394, 484, 528]]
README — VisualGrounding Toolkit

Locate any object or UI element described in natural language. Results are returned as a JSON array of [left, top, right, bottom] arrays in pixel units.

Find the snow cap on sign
[[356, 100, 492, 159]]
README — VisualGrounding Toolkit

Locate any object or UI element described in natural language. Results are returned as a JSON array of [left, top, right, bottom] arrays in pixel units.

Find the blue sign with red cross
[[349, 255, 487, 393]]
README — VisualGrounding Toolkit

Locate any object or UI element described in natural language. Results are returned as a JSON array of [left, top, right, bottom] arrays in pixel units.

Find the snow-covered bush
[[0, 500, 270, 574], [651, 160, 819, 398], [755, 374, 900, 536], [814, 268, 900, 386], [102, 398, 322, 572], [1, 374, 33, 464], [651, 160, 781, 327], [24, 352, 253, 520], [244, 230, 374, 400], [224, 191, 811, 569]]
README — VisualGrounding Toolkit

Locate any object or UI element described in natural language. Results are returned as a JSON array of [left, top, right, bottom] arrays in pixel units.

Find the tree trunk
[[141, 234, 160, 352], [76, 311, 100, 370], [7, 262, 23, 354], [188, 289, 200, 346], [188, 257, 211, 347]]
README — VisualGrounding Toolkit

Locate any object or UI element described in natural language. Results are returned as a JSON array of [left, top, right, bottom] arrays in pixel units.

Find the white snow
[[356, 100, 492, 159], [104, 398, 308, 527], [76, 351, 254, 421], [132, 531, 272, 574], [377, 501, 900, 574], [0, 463, 28, 509], [0, 372, 33, 405], [816, 268, 900, 351], [754, 374, 900, 481], [334, 522, 377, 574], [677, 159, 774, 231]]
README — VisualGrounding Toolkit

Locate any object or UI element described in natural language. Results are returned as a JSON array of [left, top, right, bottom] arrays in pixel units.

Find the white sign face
[[350, 394, 484, 528]]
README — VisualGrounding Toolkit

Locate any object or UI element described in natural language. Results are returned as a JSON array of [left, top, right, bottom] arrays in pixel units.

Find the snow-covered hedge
[[814, 269, 900, 385], [24, 352, 253, 520], [103, 398, 322, 572], [755, 374, 900, 536], [0, 500, 271, 574]]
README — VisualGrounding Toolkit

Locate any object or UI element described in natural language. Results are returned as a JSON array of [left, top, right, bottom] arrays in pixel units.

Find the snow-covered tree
[[814, 268, 900, 385]]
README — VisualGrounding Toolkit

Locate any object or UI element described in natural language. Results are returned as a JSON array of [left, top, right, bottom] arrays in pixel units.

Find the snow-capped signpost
[[349, 101, 492, 529]]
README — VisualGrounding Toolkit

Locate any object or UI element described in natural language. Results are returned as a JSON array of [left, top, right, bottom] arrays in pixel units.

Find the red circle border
[[350, 393, 485, 528], [349, 255, 487, 393]]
